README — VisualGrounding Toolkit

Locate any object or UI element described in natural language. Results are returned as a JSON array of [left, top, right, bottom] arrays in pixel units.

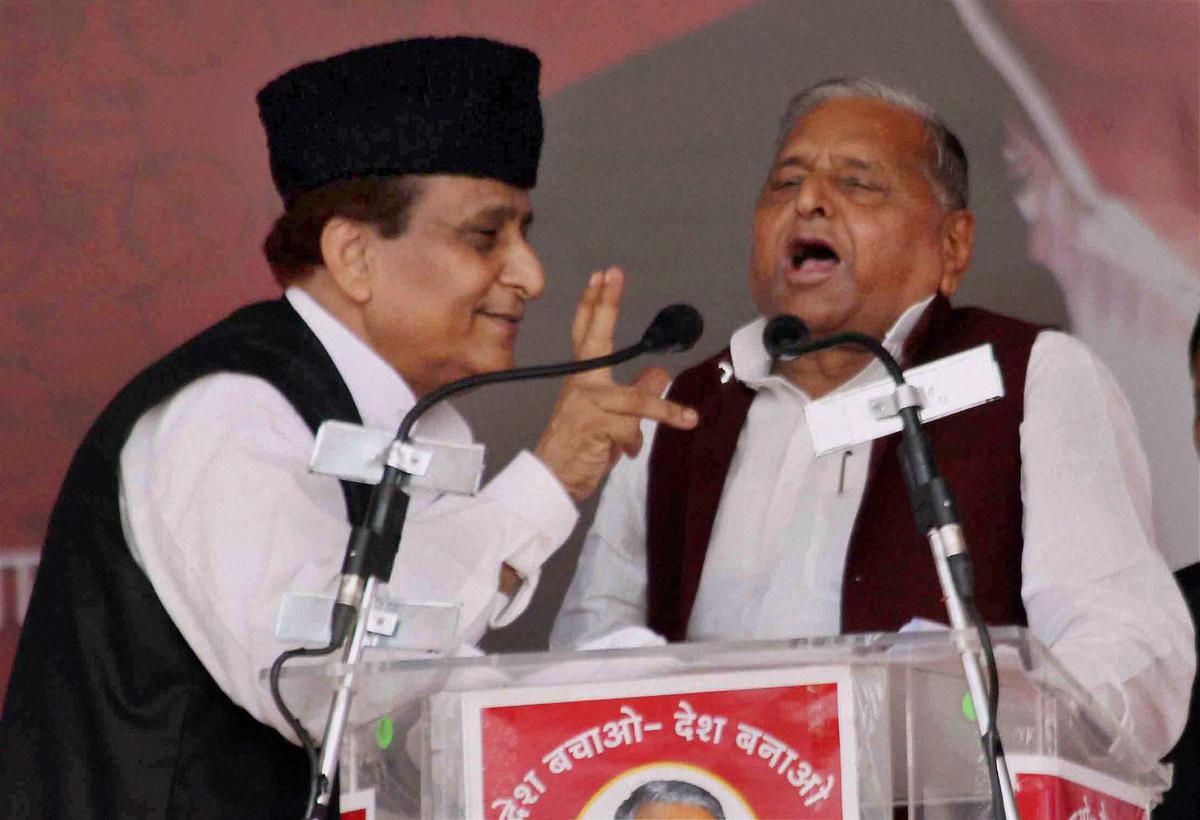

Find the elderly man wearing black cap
[[0, 38, 695, 818]]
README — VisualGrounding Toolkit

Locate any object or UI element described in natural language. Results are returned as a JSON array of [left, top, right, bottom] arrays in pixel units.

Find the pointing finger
[[590, 384, 698, 430]]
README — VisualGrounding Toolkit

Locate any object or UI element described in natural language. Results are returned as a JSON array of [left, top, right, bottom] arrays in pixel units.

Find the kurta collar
[[284, 287, 470, 439], [727, 294, 938, 402]]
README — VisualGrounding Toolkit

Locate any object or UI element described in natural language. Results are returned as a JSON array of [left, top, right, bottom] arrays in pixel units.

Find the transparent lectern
[[271, 627, 1169, 819]]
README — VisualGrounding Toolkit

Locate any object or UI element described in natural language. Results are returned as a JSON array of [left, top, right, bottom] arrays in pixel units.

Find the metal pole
[[928, 526, 1020, 820], [309, 577, 380, 818]]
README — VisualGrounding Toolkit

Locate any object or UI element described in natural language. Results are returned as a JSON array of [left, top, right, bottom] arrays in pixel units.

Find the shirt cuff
[[489, 570, 541, 629], [482, 450, 578, 579]]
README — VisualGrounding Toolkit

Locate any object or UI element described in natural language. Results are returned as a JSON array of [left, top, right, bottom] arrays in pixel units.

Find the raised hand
[[535, 267, 698, 501]]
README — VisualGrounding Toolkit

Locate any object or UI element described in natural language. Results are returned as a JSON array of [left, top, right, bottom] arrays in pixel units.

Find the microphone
[[762, 314, 809, 359], [641, 303, 704, 353]]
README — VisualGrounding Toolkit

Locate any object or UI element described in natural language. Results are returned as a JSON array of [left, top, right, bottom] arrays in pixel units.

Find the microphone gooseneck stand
[[274, 305, 703, 819], [763, 315, 1018, 820]]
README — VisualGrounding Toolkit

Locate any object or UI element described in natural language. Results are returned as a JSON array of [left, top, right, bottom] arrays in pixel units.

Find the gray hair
[[614, 779, 725, 819], [776, 77, 969, 211]]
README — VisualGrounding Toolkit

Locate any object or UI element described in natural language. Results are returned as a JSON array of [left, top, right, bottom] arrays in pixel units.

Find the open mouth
[[789, 239, 841, 274]]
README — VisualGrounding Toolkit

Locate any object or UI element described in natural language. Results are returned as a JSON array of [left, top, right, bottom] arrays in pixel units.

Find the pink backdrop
[[0, 0, 757, 705]]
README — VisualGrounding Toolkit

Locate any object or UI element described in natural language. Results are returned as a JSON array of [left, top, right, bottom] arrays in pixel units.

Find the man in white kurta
[[552, 79, 1194, 760], [0, 37, 699, 818]]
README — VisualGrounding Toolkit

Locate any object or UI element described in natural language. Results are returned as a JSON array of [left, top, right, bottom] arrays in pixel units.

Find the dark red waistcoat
[[645, 295, 1045, 642]]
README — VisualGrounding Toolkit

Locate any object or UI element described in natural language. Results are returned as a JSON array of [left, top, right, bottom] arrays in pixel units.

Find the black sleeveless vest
[[0, 299, 371, 818]]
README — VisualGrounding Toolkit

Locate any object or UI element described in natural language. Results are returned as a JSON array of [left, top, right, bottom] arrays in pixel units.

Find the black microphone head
[[763, 314, 810, 358], [640, 304, 704, 353]]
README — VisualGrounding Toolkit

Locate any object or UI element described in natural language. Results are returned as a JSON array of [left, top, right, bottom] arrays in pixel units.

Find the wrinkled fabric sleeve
[[1020, 331, 1195, 760], [119, 374, 577, 742], [550, 416, 660, 649]]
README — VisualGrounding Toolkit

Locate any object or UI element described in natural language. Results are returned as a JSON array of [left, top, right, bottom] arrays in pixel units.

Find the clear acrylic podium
[[272, 627, 1170, 818]]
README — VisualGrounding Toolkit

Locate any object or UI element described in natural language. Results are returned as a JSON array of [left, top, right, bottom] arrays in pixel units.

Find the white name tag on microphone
[[805, 344, 1004, 455], [309, 420, 485, 495]]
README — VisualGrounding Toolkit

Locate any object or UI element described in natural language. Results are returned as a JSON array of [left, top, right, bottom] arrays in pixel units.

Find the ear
[[937, 209, 974, 297], [318, 216, 372, 303]]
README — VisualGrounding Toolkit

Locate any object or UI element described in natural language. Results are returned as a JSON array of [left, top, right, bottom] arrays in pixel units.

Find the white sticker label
[[805, 344, 1004, 455]]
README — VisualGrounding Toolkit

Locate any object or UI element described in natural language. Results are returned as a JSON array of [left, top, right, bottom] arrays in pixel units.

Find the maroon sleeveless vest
[[645, 295, 1045, 642]]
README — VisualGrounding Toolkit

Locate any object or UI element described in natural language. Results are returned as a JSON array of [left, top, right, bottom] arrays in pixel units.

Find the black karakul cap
[[257, 37, 543, 205]]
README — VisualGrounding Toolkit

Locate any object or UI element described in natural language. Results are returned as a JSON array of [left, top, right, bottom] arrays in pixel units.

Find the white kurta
[[551, 299, 1195, 759], [119, 287, 578, 740]]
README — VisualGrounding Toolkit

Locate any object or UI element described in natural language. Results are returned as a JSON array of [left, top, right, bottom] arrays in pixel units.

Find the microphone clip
[[868, 383, 926, 420], [309, 420, 485, 496]]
